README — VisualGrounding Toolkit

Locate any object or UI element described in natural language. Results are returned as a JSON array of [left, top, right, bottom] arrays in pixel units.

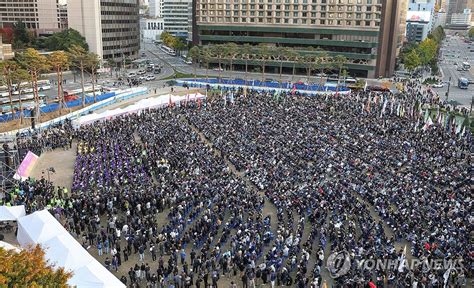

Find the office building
[[446, 0, 473, 24], [0, 0, 65, 34], [150, 0, 164, 18], [163, 0, 192, 38], [195, 0, 407, 78], [408, 0, 435, 30], [0, 35, 14, 60], [406, 11, 432, 42], [68, 0, 140, 61], [140, 17, 165, 41], [450, 8, 471, 25]]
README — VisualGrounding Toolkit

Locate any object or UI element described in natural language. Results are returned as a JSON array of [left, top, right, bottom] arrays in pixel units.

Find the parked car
[[127, 72, 137, 78], [213, 67, 224, 71], [154, 68, 162, 74], [468, 78, 474, 84], [184, 59, 192, 65], [146, 75, 156, 81], [137, 69, 146, 75], [139, 75, 147, 81]]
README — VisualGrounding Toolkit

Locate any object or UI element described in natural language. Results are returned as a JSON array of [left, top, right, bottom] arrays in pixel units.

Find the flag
[[243, 86, 247, 97], [443, 262, 453, 288], [422, 116, 433, 131], [390, 99, 394, 115], [168, 94, 173, 107], [291, 84, 297, 95], [398, 245, 407, 273], [366, 95, 371, 112], [380, 99, 388, 118], [414, 118, 419, 132], [198, 98, 201, 110]]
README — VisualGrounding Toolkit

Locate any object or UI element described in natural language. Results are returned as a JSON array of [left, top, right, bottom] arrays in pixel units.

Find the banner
[[13, 151, 39, 181]]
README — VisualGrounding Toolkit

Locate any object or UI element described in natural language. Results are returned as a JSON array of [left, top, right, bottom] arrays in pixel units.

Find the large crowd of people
[[4, 79, 471, 287]]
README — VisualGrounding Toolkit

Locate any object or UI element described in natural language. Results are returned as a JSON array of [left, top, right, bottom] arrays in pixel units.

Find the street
[[436, 34, 473, 107]]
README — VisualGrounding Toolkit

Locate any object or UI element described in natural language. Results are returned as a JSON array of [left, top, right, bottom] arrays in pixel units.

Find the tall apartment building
[[195, 0, 406, 78], [0, 0, 65, 34], [68, 0, 140, 61], [163, 0, 192, 38]]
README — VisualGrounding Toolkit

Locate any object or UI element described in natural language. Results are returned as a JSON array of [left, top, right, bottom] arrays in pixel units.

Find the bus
[[160, 45, 176, 56], [63, 85, 102, 102], [462, 62, 471, 69], [0, 80, 51, 97], [458, 77, 469, 89]]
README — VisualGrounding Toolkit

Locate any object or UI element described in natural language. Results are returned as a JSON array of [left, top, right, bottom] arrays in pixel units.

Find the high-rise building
[[406, 11, 432, 42], [68, 0, 140, 61], [195, 0, 407, 78], [446, 0, 473, 23], [0, 0, 65, 34], [150, 0, 164, 17], [163, 0, 192, 38]]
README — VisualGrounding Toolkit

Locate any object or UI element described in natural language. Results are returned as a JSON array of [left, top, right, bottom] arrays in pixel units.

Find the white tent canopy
[[74, 93, 206, 127], [17, 209, 65, 246], [0, 205, 26, 221], [17, 210, 125, 288]]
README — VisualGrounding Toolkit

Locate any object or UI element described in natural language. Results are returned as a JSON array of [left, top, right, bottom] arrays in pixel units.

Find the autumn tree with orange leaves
[[0, 245, 72, 287]]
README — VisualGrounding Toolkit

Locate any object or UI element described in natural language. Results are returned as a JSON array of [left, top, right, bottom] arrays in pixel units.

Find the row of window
[[103, 35, 139, 42], [200, 11, 380, 19], [147, 22, 164, 30], [197, 0, 381, 4], [199, 3, 382, 12], [199, 17, 379, 26]]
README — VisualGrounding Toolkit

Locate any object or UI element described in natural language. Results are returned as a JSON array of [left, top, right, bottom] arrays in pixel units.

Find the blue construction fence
[[178, 78, 350, 92], [0, 92, 116, 123]]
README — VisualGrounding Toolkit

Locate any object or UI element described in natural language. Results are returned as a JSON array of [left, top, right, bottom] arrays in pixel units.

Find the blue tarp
[[0, 92, 116, 123]]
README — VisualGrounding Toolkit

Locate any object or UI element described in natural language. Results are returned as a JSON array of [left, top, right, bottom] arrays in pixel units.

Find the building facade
[[408, 0, 435, 30], [140, 17, 165, 41], [0, 35, 14, 60], [163, 0, 192, 38], [406, 11, 431, 42], [68, 0, 140, 61], [195, 0, 407, 78], [150, 0, 164, 17], [0, 0, 65, 34]]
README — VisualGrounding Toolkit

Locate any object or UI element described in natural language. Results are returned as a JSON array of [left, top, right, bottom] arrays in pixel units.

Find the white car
[[137, 70, 146, 75], [184, 59, 192, 65], [127, 72, 137, 78], [139, 75, 147, 81], [145, 75, 156, 81], [213, 67, 224, 71], [432, 83, 444, 88]]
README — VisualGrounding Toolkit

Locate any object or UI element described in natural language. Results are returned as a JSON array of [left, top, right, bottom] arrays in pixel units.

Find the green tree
[[0, 61, 20, 118], [334, 55, 347, 89], [276, 47, 290, 88], [200, 46, 211, 81], [224, 43, 239, 79], [417, 38, 437, 66], [48, 51, 70, 113], [68, 44, 88, 107], [44, 28, 89, 51], [0, 245, 72, 286], [257, 44, 271, 82], [469, 27, 474, 39], [85, 52, 100, 103], [188, 46, 201, 82], [240, 44, 253, 85], [160, 32, 174, 47], [16, 48, 50, 121], [12, 21, 32, 49], [209, 44, 225, 83], [13, 69, 31, 124], [404, 49, 421, 71]]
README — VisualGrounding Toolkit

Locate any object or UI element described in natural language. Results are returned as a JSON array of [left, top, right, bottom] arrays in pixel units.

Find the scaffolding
[[0, 134, 21, 194]]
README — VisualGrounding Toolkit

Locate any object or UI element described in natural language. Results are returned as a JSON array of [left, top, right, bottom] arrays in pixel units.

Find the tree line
[[0, 45, 100, 124], [187, 43, 349, 87], [401, 26, 446, 73], [0, 21, 88, 51]]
